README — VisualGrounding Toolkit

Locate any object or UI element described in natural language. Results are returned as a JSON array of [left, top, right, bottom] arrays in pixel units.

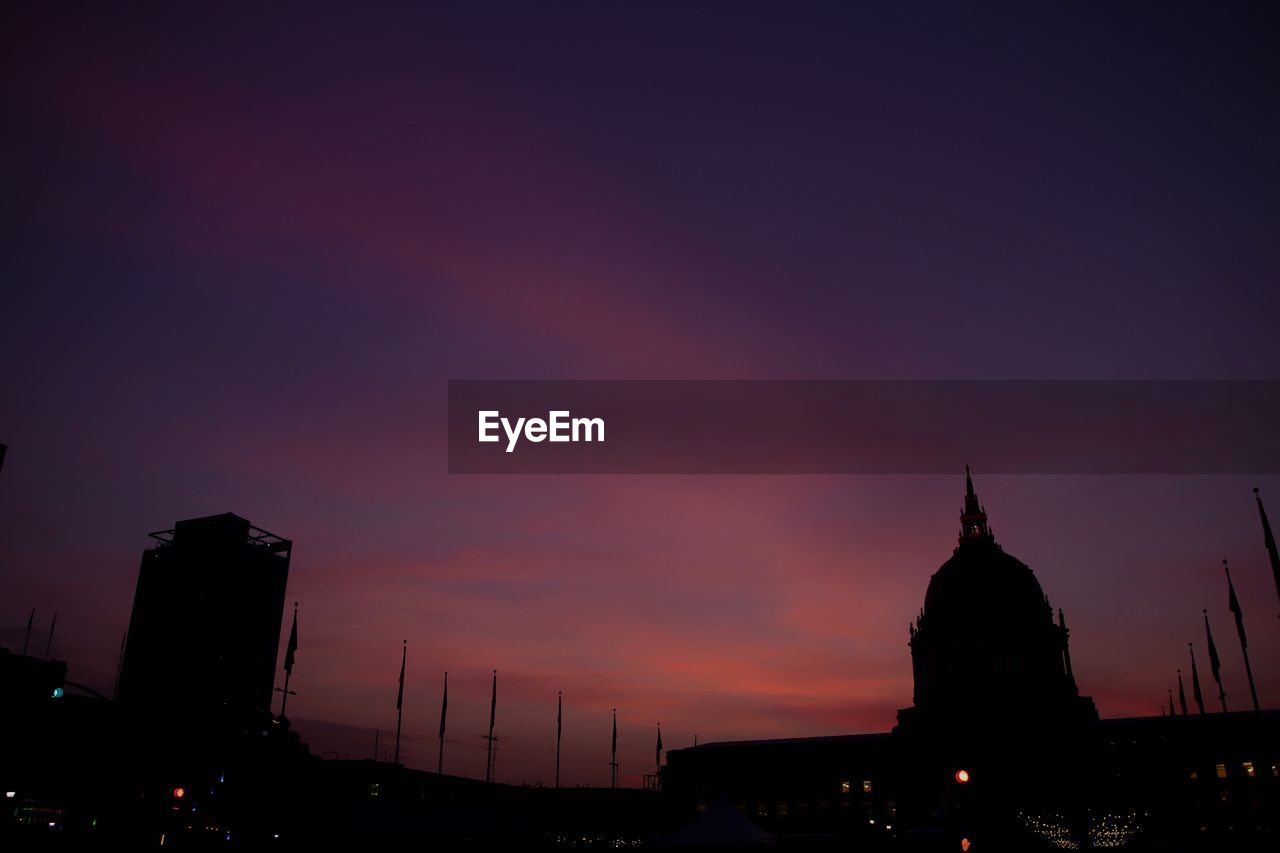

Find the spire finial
[[958, 466, 992, 544]]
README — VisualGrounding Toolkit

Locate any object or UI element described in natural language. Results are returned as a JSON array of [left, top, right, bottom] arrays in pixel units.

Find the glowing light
[[172, 787, 185, 799], [50, 687, 64, 699], [955, 769, 971, 784], [5, 792, 14, 799], [961, 838, 971, 851]]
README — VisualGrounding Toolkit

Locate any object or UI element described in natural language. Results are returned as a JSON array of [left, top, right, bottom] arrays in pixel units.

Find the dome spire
[[959, 465, 993, 544]]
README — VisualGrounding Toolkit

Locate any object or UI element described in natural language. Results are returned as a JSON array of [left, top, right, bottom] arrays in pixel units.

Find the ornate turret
[[959, 464, 993, 544]]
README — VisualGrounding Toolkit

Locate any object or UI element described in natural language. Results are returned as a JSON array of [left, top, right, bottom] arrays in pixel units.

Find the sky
[[3, 2, 1280, 786]]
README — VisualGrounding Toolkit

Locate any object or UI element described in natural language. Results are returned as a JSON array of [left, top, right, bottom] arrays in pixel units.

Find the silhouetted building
[[666, 471, 1280, 850], [898, 467, 1098, 737], [116, 513, 291, 722]]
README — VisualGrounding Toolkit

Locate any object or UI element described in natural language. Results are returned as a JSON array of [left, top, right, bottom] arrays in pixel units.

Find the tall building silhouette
[[116, 513, 291, 721], [899, 467, 1097, 735]]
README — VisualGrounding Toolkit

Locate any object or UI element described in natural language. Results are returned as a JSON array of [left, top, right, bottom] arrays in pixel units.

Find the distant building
[[666, 472, 1280, 849], [116, 513, 291, 722]]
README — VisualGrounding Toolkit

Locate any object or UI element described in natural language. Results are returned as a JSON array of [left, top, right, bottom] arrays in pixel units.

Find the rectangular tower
[[117, 513, 291, 722]]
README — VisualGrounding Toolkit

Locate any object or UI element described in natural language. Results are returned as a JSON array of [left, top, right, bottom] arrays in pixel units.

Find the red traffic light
[[954, 769, 971, 784], [172, 787, 185, 799]]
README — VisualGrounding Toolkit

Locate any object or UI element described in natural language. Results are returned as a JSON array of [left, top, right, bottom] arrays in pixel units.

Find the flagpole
[[485, 670, 497, 783], [112, 629, 127, 702], [43, 612, 57, 660], [438, 672, 447, 775], [22, 607, 34, 656], [394, 640, 406, 765], [1253, 488, 1280, 618], [555, 691, 562, 789], [1225, 560, 1260, 712], [1239, 638, 1260, 712], [278, 602, 298, 719], [1189, 643, 1205, 716], [280, 657, 292, 718], [656, 722, 662, 779], [1203, 610, 1227, 713], [610, 708, 618, 789]]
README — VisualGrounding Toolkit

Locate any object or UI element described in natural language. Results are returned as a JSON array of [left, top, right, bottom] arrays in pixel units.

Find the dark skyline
[[4, 2, 1280, 787]]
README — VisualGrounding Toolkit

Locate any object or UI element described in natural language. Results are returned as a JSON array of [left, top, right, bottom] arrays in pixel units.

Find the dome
[[922, 538, 1050, 635], [916, 465, 1053, 635]]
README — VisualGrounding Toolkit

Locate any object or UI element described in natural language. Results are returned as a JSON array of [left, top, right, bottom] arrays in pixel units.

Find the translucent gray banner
[[447, 380, 1280, 474]]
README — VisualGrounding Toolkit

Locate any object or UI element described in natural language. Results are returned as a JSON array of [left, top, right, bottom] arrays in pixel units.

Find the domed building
[[665, 470, 1280, 849], [898, 467, 1097, 735]]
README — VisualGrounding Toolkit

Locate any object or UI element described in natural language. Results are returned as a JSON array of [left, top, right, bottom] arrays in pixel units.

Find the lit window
[[1215, 763, 1227, 779], [862, 780, 872, 793], [1242, 762, 1255, 778], [840, 782, 851, 794]]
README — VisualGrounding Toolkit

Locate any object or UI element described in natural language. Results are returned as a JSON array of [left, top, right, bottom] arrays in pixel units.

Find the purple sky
[[3, 2, 1280, 786]]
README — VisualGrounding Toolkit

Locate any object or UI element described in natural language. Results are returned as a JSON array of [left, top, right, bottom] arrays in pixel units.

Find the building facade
[[116, 513, 292, 723]]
